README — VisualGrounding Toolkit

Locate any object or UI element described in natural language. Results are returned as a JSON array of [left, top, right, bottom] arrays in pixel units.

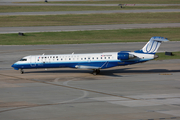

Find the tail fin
[[134, 36, 169, 54]]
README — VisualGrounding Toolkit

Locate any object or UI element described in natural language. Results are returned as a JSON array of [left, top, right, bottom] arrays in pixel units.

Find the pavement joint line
[[0, 74, 180, 118], [0, 73, 129, 113], [0, 100, 108, 113], [0, 73, 138, 100], [1, 100, 180, 120]]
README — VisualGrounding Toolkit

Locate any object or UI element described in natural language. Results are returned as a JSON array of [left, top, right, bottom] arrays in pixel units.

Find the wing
[[75, 61, 109, 70], [75, 65, 101, 69]]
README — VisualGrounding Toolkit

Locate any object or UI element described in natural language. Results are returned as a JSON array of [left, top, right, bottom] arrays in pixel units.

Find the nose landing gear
[[20, 69, 24, 74]]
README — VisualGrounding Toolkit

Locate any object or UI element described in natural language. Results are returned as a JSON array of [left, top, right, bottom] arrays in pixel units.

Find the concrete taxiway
[[0, 1, 180, 119], [0, 43, 180, 120], [1, 3, 180, 6], [1, 23, 180, 34], [1, 9, 180, 16]]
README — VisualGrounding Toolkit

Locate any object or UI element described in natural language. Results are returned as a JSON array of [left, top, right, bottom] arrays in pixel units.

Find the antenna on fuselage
[[72, 52, 74, 54], [42, 53, 45, 55]]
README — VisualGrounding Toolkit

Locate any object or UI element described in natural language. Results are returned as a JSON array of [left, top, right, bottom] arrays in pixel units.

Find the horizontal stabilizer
[[150, 36, 169, 42]]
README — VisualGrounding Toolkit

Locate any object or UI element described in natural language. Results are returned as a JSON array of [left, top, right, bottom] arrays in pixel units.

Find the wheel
[[92, 69, 100, 75], [96, 69, 100, 74], [93, 71, 97, 75], [20, 69, 24, 74]]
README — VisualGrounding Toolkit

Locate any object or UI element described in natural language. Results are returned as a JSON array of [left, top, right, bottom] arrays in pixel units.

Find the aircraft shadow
[[103, 67, 180, 74], [24, 67, 180, 77]]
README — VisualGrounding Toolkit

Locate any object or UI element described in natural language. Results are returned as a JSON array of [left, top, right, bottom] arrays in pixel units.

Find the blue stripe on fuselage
[[11, 58, 151, 70]]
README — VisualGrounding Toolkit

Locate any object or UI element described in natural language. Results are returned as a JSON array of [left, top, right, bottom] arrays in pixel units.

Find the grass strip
[[0, 13, 180, 27], [1, 6, 180, 13], [156, 51, 180, 60], [16, 0, 180, 4], [0, 28, 180, 45]]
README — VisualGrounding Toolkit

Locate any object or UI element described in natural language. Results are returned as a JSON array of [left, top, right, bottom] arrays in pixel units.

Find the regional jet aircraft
[[12, 36, 169, 75]]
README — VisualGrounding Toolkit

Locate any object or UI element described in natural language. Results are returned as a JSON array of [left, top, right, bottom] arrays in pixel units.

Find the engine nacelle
[[117, 53, 135, 60]]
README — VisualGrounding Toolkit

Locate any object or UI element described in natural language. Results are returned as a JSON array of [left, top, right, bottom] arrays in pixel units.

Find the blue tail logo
[[135, 36, 169, 54]]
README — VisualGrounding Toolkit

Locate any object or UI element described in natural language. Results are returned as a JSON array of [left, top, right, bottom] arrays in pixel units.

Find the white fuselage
[[12, 51, 155, 70], [11, 36, 168, 74]]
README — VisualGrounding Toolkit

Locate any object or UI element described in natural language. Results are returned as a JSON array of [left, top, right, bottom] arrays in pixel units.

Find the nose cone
[[11, 63, 19, 70], [11, 63, 15, 67]]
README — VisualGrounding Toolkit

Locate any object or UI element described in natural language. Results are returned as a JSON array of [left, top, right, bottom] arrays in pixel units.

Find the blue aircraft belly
[[12, 59, 146, 70], [12, 61, 120, 69]]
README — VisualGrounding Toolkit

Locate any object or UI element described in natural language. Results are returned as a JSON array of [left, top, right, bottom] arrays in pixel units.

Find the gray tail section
[[134, 36, 169, 54]]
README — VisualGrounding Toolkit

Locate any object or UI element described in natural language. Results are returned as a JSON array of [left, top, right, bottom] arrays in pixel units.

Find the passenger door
[[30, 56, 36, 67]]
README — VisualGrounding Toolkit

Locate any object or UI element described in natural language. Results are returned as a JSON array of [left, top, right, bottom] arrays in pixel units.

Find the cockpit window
[[20, 59, 27, 61]]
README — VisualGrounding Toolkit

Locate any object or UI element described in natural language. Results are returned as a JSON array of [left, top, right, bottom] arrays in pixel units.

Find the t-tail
[[134, 36, 169, 54]]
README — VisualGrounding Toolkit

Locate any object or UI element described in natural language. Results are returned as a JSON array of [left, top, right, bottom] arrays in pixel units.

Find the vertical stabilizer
[[135, 36, 169, 54]]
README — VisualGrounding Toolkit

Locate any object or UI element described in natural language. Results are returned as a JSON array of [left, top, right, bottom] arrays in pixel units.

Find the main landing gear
[[92, 69, 100, 75], [20, 69, 24, 74]]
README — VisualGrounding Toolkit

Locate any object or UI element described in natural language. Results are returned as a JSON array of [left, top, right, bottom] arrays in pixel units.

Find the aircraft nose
[[11, 63, 19, 70], [11, 64, 15, 68], [11, 63, 16, 68]]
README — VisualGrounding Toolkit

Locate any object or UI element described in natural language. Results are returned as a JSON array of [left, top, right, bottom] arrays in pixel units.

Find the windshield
[[19, 58, 27, 61]]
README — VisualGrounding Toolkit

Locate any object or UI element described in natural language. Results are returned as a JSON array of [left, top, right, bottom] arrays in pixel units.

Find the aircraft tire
[[92, 69, 100, 75], [93, 72, 97, 75], [96, 69, 100, 74], [20, 69, 24, 74]]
